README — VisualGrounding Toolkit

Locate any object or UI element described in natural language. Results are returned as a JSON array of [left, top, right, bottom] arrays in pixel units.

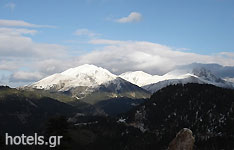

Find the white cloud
[[75, 28, 99, 37], [34, 59, 73, 75], [0, 26, 69, 86], [219, 52, 234, 58], [5, 2, 16, 11], [0, 60, 19, 71], [175, 48, 191, 51], [0, 28, 66, 58], [0, 19, 56, 28], [116, 12, 142, 23], [10, 71, 44, 82], [0, 27, 37, 35], [73, 39, 234, 75], [1, 24, 234, 86], [0, 20, 65, 86]]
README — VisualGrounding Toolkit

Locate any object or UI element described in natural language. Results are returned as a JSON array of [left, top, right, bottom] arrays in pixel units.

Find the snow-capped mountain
[[178, 63, 234, 79], [28, 64, 234, 100], [142, 76, 204, 93], [30, 64, 117, 91], [120, 67, 234, 93], [27, 64, 150, 103], [120, 70, 199, 87], [142, 68, 234, 93]]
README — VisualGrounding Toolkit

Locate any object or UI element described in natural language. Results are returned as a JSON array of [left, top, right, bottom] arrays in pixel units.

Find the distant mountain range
[[178, 63, 234, 79], [26, 63, 234, 97], [141, 67, 234, 93], [19, 63, 234, 116]]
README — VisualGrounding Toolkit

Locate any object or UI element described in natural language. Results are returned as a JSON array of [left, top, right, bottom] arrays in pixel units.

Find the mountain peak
[[61, 64, 115, 78], [29, 64, 117, 91], [121, 71, 152, 77], [119, 71, 154, 87]]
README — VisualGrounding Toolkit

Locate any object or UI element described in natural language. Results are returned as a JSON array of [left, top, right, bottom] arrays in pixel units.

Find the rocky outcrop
[[168, 128, 195, 150]]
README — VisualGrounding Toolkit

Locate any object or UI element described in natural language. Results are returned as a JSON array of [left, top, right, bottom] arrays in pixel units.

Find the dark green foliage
[[64, 117, 160, 150], [43, 116, 71, 150], [1, 84, 234, 149], [0, 86, 76, 135], [125, 83, 234, 149], [45, 116, 69, 136], [95, 97, 146, 116], [63, 84, 234, 150]]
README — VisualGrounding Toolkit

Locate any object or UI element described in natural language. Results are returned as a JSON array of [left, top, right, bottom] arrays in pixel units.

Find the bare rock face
[[168, 128, 195, 150]]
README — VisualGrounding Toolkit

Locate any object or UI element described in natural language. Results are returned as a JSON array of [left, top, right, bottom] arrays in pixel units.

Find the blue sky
[[1, 0, 234, 53], [0, 0, 234, 86]]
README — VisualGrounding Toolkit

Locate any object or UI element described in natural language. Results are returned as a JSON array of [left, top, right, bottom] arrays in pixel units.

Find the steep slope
[[67, 77, 150, 104], [121, 83, 234, 149]]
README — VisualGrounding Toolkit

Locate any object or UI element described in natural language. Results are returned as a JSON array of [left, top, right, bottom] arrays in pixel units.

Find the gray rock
[[168, 128, 195, 150]]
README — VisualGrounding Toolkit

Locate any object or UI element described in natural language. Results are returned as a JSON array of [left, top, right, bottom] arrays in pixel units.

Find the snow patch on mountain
[[30, 64, 117, 91], [119, 71, 159, 87], [224, 78, 234, 83], [142, 76, 205, 93], [120, 70, 197, 87], [142, 68, 234, 93]]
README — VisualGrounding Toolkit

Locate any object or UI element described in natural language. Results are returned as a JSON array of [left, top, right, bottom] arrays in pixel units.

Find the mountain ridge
[[25, 64, 234, 102], [26, 64, 150, 104]]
